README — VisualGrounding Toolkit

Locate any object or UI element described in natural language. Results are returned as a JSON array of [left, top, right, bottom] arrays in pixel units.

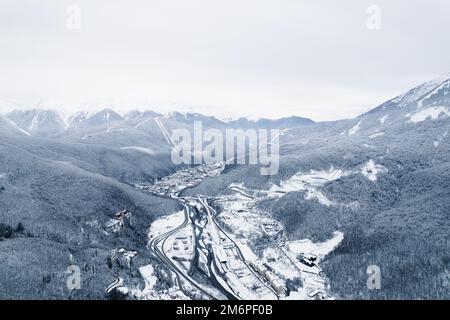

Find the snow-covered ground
[[148, 210, 185, 240], [120, 146, 155, 155], [433, 130, 448, 148], [212, 173, 349, 300], [2, 116, 31, 136], [164, 226, 195, 264], [134, 117, 153, 128], [218, 169, 351, 242], [132, 264, 190, 300], [408, 106, 450, 123], [379, 115, 388, 124], [106, 126, 127, 133], [361, 160, 388, 182], [398, 75, 449, 107], [416, 80, 450, 108], [144, 166, 349, 300], [268, 168, 350, 206], [348, 121, 361, 135], [270, 169, 348, 194], [286, 231, 344, 262], [369, 132, 385, 139], [137, 265, 158, 296], [140, 162, 225, 196]]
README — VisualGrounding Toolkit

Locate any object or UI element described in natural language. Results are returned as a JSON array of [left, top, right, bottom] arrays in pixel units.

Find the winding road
[[148, 202, 218, 299], [145, 163, 281, 300], [148, 192, 279, 299]]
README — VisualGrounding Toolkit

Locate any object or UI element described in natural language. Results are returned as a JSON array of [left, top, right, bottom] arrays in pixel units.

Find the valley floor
[[129, 163, 346, 300]]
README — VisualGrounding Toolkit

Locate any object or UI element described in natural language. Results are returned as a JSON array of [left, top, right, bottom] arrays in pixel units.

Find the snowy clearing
[[2, 117, 31, 136], [138, 265, 158, 295], [369, 132, 385, 139], [121, 146, 155, 155], [271, 169, 348, 193], [417, 80, 450, 108], [361, 160, 388, 182], [267, 168, 350, 206], [348, 121, 361, 135], [148, 210, 185, 240], [408, 106, 450, 123], [287, 231, 344, 261]]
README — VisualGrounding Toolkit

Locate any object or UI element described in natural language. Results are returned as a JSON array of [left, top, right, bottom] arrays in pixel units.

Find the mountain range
[[0, 74, 449, 299]]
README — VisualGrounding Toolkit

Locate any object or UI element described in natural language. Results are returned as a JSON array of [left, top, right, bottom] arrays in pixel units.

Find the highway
[[197, 196, 280, 299], [148, 202, 218, 299], [141, 162, 341, 300], [105, 276, 123, 294], [149, 192, 279, 300], [145, 163, 280, 300]]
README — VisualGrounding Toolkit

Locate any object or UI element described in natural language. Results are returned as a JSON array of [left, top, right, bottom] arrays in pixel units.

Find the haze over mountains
[[1, 108, 315, 137], [0, 74, 449, 299]]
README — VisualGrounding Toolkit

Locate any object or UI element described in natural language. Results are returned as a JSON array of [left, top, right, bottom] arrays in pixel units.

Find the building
[[297, 253, 317, 267], [249, 261, 286, 295], [260, 218, 284, 244], [104, 209, 133, 233], [115, 209, 131, 220]]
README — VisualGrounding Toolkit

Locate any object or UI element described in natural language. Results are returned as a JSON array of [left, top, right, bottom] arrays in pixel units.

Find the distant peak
[[90, 108, 123, 119], [124, 109, 161, 121], [395, 74, 450, 107]]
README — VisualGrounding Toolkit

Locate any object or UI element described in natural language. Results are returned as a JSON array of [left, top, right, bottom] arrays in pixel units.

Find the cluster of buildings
[[297, 253, 318, 267], [110, 248, 138, 269], [213, 242, 276, 299], [253, 218, 285, 255], [171, 235, 194, 260], [260, 219, 284, 241], [214, 240, 240, 274], [138, 163, 224, 196], [211, 234, 286, 297], [248, 261, 286, 295], [172, 235, 191, 252], [169, 232, 195, 263], [104, 209, 133, 233], [307, 289, 328, 300]]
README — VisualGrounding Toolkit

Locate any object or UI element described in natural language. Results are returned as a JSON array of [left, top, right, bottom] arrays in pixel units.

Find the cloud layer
[[1, 0, 450, 120]]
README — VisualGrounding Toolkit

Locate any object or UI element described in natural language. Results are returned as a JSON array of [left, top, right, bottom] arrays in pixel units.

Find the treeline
[[0, 222, 25, 240], [322, 228, 450, 299]]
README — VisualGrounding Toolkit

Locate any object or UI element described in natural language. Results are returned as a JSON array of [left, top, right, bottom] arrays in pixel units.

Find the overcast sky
[[1, 0, 450, 121]]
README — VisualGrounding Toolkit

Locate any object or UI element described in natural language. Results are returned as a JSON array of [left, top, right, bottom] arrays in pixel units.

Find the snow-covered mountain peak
[[396, 74, 450, 108], [5, 109, 66, 136], [91, 108, 123, 120], [124, 109, 160, 120], [84, 108, 124, 124]]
